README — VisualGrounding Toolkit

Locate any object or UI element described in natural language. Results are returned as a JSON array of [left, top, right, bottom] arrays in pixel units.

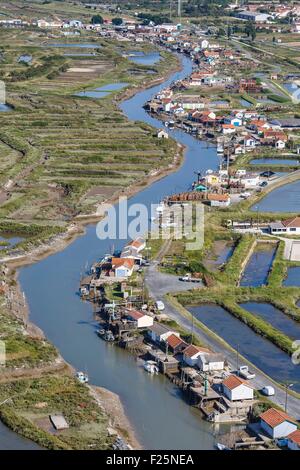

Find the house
[[125, 237, 146, 253], [148, 323, 179, 343], [234, 145, 246, 155], [182, 344, 210, 367], [111, 258, 134, 277], [236, 11, 272, 23], [222, 124, 236, 135], [200, 39, 209, 49], [224, 117, 243, 127], [164, 334, 187, 354], [240, 173, 260, 188], [222, 375, 254, 401], [206, 193, 231, 207], [198, 353, 225, 372], [124, 308, 154, 328], [244, 135, 257, 148], [157, 129, 169, 139], [275, 139, 286, 149], [260, 408, 297, 438], [269, 216, 300, 234], [287, 429, 300, 450]]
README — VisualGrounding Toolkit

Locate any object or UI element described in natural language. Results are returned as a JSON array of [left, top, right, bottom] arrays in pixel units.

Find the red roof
[[282, 216, 300, 228], [288, 429, 300, 445], [222, 375, 251, 390], [260, 408, 296, 428], [125, 309, 144, 320], [183, 344, 210, 358], [112, 257, 134, 269], [166, 334, 186, 349]]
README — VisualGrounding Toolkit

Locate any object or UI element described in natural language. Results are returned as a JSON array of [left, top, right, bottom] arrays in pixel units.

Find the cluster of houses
[[102, 306, 300, 439]]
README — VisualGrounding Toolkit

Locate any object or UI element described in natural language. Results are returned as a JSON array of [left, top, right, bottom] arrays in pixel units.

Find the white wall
[[223, 384, 253, 401], [137, 315, 154, 328], [261, 420, 297, 438], [183, 353, 201, 367]]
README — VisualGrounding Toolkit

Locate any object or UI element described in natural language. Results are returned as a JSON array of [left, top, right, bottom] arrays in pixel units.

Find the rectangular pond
[[0, 235, 24, 250], [283, 266, 300, 287], [252, 179, 300, 213], [240, 302, 300, 340], [250, 158, 300, 166], [74, 82, 128, 99], [127, 51, 161, 66], [240, 243, 277, 287], [45, 43, 101, 49], [188, 304, 300, 391]]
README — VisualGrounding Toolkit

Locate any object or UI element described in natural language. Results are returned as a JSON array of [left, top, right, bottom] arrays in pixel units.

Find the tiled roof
[[112, 257, 134, 269], [125, 309, 144, 320], [260, 408, 296, 428], [183, 344, 210, 358], [288, 429, 300, 445], [166, 334, 186, 349], [222, 375, 251, 390], [282, 216, 300, 228]]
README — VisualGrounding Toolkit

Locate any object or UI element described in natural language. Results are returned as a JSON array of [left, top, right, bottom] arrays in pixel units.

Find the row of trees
[[91, 15, 123, 26]]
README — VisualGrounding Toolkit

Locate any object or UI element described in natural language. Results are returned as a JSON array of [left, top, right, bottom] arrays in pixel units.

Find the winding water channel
[[12, 55, 227, 450], [1, 49, 299, 450]]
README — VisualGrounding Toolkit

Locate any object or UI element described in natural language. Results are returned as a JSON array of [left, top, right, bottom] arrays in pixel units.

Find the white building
[[148, 323, 179, 343], [260, 408, 297, 439], [111, 258, 134, 278], [182, 344, 210, 367], [287, 429, 300, 450], [269, 216, 300, 235], [240, 173, 260, 188], [237, 11, 272, 23], [198, 353, 224, 372], [222, 375, 254, 401], [157, 129, 169, 139], [124, 309, 154, 328]]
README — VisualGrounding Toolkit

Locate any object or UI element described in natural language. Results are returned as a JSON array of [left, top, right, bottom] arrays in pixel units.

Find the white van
[[155, 301, 165, 311], [261, 386, 275, 396]]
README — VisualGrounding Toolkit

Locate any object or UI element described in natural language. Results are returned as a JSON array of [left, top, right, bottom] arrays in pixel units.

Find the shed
[[222, 375, 254, 401], [260, 408, 297, 439]]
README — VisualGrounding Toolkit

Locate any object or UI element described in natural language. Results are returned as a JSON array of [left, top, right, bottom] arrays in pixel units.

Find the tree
[[91, 15, 103, 25], [112, 17, 123, 26]]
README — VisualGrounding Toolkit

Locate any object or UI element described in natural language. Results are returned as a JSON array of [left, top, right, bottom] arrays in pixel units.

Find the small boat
[[144, 360, 159, 375], [215, 443, 230, 451], [76, 371, 89, 384], [97, 329, 115, 342]]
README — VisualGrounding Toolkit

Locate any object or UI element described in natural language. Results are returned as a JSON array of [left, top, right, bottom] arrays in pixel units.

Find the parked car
[[261, 386, 275, 396], [155, 300, 165, 311], [259, 181, 268, 187]]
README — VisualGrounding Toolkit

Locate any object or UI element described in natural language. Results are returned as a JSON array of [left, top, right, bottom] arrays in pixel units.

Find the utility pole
[[236, 343, 240, 372], [177, 0, 181, 24], [285, 383, 294, 413]]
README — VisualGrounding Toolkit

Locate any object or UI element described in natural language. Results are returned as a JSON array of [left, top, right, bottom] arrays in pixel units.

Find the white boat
[[215, 442, 230, 451], [144, 360, 159, 375], [76, 371, 89, 384]]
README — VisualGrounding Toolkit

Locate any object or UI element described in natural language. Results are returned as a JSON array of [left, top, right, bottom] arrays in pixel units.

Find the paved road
[[145, 264, 300, 420]]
